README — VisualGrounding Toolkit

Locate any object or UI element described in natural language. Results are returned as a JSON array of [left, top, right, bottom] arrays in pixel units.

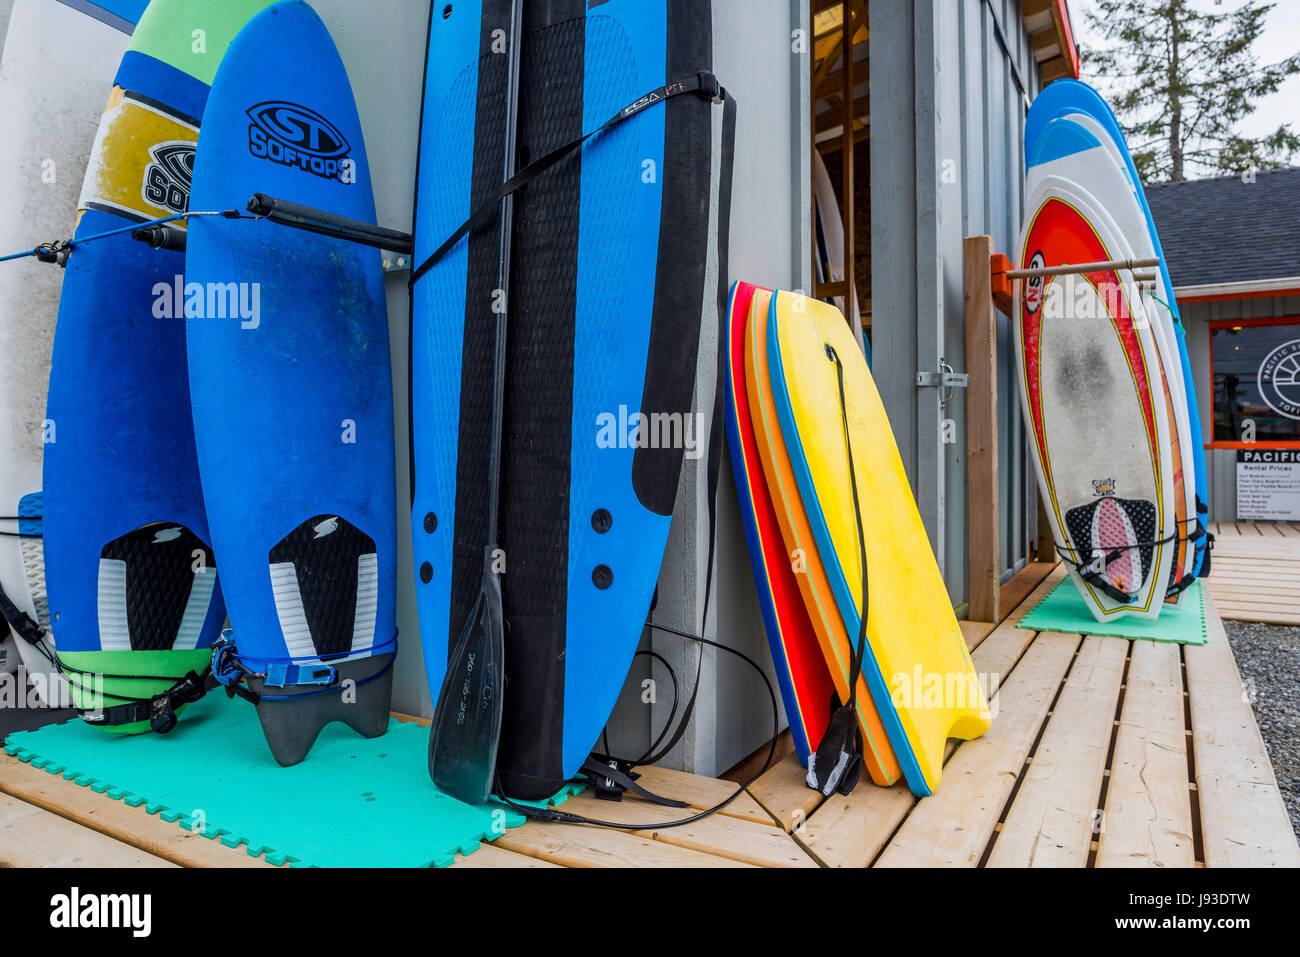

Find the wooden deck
[[1205, 522, 1300, 626], [2, 560, 1297, 868]]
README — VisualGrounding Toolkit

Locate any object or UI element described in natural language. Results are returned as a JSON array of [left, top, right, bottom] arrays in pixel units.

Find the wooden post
[[964, 236, 999, 622], [1035, 496, 1057, 564]]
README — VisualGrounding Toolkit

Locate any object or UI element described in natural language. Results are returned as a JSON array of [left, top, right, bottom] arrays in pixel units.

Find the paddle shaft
[[484, 0, 525, 547]]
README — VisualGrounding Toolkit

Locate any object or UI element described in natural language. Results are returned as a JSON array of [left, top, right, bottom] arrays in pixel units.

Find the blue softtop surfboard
[[1025, 79, 1211, 579], [412, 0, 732, 800], [42, 0, 275, 735], [185, 0, 398, 765]]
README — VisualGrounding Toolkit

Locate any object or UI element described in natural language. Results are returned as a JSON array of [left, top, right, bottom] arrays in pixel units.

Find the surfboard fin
[[248, 653, 394, 767]]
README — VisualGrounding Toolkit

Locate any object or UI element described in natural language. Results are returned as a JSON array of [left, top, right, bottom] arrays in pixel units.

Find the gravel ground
[[1224, 620, 1300, 841]]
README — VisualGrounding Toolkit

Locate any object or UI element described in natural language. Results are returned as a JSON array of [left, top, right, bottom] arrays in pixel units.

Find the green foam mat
[[1016, 579, 1208, 644], [3, 694, 578, 867]]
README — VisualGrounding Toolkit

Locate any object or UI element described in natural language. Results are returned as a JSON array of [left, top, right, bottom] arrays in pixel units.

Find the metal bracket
[[382, 253, 412, 274], [916, 359, 969, 410], [915, 371, 970, 388]]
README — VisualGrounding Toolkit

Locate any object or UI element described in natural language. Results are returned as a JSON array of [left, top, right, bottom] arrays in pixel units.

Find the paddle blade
[[427, 570, 504, 805]]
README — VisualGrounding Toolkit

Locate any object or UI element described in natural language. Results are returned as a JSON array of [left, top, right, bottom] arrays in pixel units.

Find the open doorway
[[810, 1, 870, 358]]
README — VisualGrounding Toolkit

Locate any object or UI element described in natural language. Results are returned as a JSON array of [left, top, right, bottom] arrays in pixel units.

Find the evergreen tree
[[1082, 0, 1300, 182]]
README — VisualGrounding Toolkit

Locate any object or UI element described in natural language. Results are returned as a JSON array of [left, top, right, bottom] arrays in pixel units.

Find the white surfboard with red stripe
[[1015, 169, 1177, 622]]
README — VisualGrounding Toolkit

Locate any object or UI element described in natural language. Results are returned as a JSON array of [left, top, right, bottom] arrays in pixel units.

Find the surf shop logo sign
[[1258, 339, 1300, 420], [247, 101, 354, 183], [142, 141, 195, 214]]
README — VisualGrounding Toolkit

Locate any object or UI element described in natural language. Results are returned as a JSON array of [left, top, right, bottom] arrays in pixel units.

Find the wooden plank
[[555, 793, 816, 868], [987, 637, 1128, 867], [874, 632, 1081, 867], [1095, 640, 1196, 868], [1186, 594, 1300, 867], [635, 765, 773, 825], [796, 776, 917, 867], [1209, 594, 1300, 611], [451, 842, 564, 868], [494, 821, 756, 868], [0, 752, 277, 868], [965, 235, 1000, 623], [796, 600, 1058, 868], [960, 619, 997, 650], [747, 751, 824, 832], [0, 792, 177, 868], [1215, 607, 1300, 626], [1000, 561, 1059, 616]]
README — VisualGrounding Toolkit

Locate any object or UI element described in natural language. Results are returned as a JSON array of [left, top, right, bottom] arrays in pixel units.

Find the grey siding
[[872, 0, 1041, 607], [1181, 295, 1300, 521]]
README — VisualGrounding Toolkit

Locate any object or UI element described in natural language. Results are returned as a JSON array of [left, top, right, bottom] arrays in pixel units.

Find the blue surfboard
[[42, 0, 275, 735], [412, 0, 731, 800], [1026, 79, 1211, 578], [185, 0, 397, 765]]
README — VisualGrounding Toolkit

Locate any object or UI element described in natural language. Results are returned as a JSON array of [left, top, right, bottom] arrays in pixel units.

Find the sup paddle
[[427, 0, 524, 806]]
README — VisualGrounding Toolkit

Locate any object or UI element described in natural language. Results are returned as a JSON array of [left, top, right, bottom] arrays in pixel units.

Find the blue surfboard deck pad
[[1018, 579, 1208, 645], [186, 1, 398, 764], [1025, 79, 1211, 579], [412, 0, 730, 800], [3, 696, 580, 868]]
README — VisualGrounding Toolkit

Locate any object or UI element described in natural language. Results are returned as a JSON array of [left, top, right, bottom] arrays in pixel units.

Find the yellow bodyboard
[[745, 289, 901, 787], [767, 291, 989, 794]]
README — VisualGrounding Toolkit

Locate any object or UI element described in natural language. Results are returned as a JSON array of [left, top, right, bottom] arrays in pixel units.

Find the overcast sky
[[1068, 0, 1300, 148]]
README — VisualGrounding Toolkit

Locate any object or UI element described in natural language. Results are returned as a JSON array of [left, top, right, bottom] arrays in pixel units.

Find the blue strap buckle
[[264, 662, 338, 688]]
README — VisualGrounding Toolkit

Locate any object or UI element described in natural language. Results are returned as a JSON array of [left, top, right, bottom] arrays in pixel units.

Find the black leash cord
[[628, 649, 681, 767], [495, 626, 779, 831]]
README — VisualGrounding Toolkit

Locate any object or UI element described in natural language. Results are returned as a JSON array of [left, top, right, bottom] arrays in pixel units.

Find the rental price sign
[[1236, 450, 1300, 521]]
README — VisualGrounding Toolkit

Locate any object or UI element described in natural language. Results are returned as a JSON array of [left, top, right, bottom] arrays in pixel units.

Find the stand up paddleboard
[[1026, 79, 1210, 582], [43, 0, 274, 734], [724, 281, 836, 767], [412, 0, 733, 801], [1016, 125, 1177, 620], [0, 0, 128, 705], [186, 0, 398, 766], [763, 291, 989, 796]]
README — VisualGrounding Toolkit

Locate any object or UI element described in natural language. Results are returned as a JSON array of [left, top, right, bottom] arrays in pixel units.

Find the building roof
[[1146, 166, 1300, 290], [1023, 0, 1080, 83]]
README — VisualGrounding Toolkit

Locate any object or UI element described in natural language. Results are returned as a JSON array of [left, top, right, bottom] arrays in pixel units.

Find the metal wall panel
[[872, 0, 1039, 606]]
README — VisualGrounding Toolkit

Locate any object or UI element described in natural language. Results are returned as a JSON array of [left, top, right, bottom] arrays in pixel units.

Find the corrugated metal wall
[[871, 0, 1040, 609], [1182, 294, 1300, 521]]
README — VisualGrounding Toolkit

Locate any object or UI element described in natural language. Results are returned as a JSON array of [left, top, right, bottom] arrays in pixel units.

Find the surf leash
[[1055, 524, 1185, 604], [408, 70, 732, 287], [494, 627, 779, 831], [54, 658, 215, 734], [0, 209, 257, 266], [211, 630, 397, 706], [0, 596, 212, 732], [0, 581, 46, 651], [805, 345, 869, 797]]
